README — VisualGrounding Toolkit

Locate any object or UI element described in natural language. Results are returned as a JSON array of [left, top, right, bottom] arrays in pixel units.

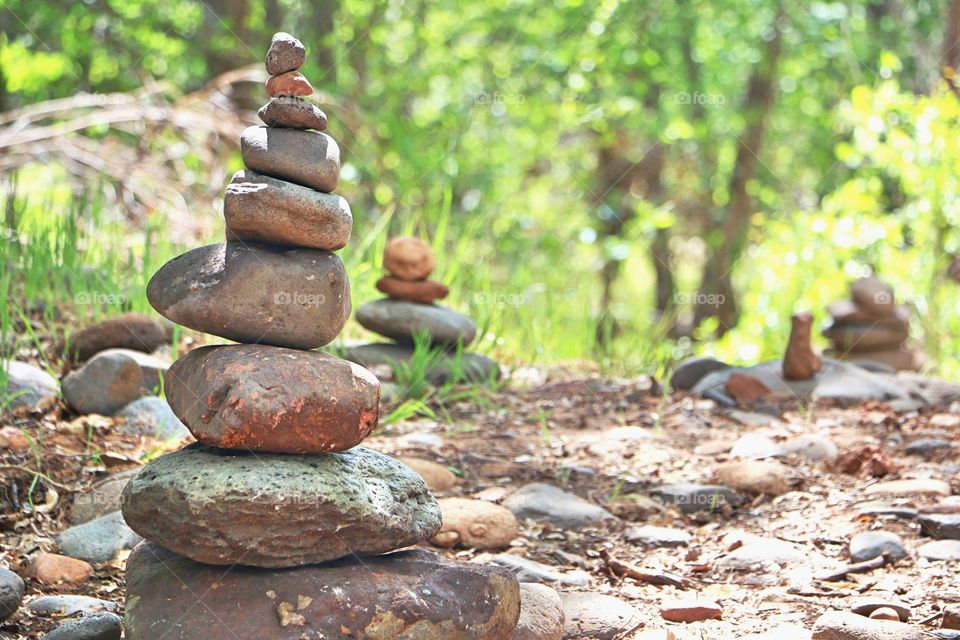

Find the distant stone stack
[[121, 33, 520, 639], [346, 236, 501, 384], [822, 275, 926, 371]]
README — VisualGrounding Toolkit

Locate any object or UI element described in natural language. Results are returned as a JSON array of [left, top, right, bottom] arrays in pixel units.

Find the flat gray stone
[[670, 356, 730, 391], [648, 483, 743, 513], [28, 595, 120, 617], [904, 438, 952, 455], [69, 469, 141, 525], [224, 169, 350, 250], [717, 538, 805, 571], [918, 539, 960, 560], [121, 445, 440, 567], [42, 612, 122, 640], [625, 525, 691, 547], [356, 299, 478, 347], [61, 350, 155, 415], [147, 242, 350, 349], [0, 567, 24, 622], [504, 483, 616, 528], [344, 342, 500, 384], [57, 511, 141, 563], [919, 513, 960, 539], [240, 126, 339, 192], [3, 361, 58, 410], [811, 610, 924, 640], [115, 397, 188, 440], [848, 531, 907, 563], [490, 554, 591, 586]]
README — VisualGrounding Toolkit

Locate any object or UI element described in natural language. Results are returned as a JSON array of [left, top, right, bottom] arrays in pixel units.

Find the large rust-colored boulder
[[125, 543, 520, 640], [165, 345, 379, 453], [376, 276, 449, 303], [147, 242, 350, 349], [383, 236, 436, 281], [121, 445, 440, 568], [55, 313, 172, 362], [224, 170, 351, 250], [783, 311, 822, 380]]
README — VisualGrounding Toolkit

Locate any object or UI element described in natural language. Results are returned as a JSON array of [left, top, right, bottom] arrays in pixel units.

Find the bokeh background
[[3, 0, 959, 379]]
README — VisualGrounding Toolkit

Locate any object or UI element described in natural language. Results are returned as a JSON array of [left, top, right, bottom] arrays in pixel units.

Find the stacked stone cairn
[[822, 275, 926, 371], [346, 236, 501, 384], [120, 33, 520, 639]]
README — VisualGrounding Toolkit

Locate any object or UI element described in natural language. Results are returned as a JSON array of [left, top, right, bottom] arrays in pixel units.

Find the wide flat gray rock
[[344, 342, 500, 384], [356, 299, 478, 347], [57, 511, 141, 563], [504, 483, 616, 528]]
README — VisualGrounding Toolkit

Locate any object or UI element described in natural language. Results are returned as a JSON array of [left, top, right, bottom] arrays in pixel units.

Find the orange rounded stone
[[265, 71, 313, 97], [383, 236, 435, 281], [376, 276, 449, 303]]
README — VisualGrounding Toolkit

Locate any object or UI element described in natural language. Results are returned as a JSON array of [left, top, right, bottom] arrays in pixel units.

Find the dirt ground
[[2, 366, 960, 638]]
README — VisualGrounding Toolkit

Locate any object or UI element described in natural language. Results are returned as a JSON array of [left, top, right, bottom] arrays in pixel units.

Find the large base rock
[[125, 543, 520, 640], [165, 345, 379, 453], [121, 445, 440, 568]]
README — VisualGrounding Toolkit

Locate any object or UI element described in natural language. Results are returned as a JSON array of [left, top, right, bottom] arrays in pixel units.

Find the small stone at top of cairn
[[377, 236, 449, 304], [782, 310, 822, 380]]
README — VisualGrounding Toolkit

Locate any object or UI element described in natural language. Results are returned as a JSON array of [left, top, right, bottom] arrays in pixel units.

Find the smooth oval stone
[[224, 170, 351, 250], [116, 396, 189, 440], [344, 342, 500, 384], [43, 612, 122, 640], [165, 345, 379, 453], [57, 312, 171, 362], [56, 511, 141, 563], [125, 543, 519, 640], [265, 32, 305, 75], [147, 242, 349, 349], [376, 276, 449, 303], [240, 126, 339, 192], [670, 356, 730, 391], [848, 531, 907, 563], [121, 445, 440, 567], [258, 96, 328, 130], [61, 350, 154, 415], [356, 299, 477, 347], [0, 567, 24, 622], [3, 361, 58, 410], [265, 70, 313, 97]]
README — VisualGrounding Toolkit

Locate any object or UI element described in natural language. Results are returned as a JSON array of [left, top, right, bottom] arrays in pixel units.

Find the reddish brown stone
[[660, 599, 723, 622], [383, 236, 435, 281], [124, 543, 520, 640], [258, 97, 327, 130], [265, 71, 313, 97], [724, 373, 771, 402], [376, 276, 449, 303], [783, 311, 822, 380], [30, 553, 93, 585], [165, 345, 379, 453], [265, 32, 306, 76], [54, 312, 171, 362]]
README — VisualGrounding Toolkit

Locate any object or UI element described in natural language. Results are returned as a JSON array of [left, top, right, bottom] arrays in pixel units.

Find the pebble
[[850, 276, 896, 317], [868, 608, 901, 622], [904, 438, 953, 455], [28, 595, 119, 617], [848, 531, 908, 563], [943, 603, 960, 629], [717, 538, 805, 571], [240, 126, 340, 192], [514, 583, 564, 640], [3, 361, 58, 410], [258, 96, 328, 130], [725, 372, 772, 401], [69, 469, 140, 525], [624, 525, 691, 548], [356, 299, 478, 347], [345, 343, 501, 384], [61, 349, 158, 415], [504, 483, 616, 528], [0, 426, 29, 452], [121, 445, 440, 567], [430, 497, 518, 549], [714, 460, 790, 496], [57, 312, 170, 361], [125, 543, 519, 640], [0, 567, 24, 622], [115, 396, 188, 440], [649, 483, 743, 513], [30, 553, 94, 585], [57, 511, 141, 563], [670, 356, 730, 391], [376, 276, 450, 303], [865, 478, 951, 497], [397, 457, 458, 491], [490, 553, 591, 586], [560, 592, 643, 640], [164, 345, 379, 454], [42, 612, 123, 640], [918, 539, 960, 560], [730, 433, 781, 459], [265, 70, 313, 97], [919, 513, 960, 539], [223, 169, 351, 250], [147, 242, 350, 350], [383, 236, 435, 281], [855, 503, 918, 520], [660, 599, 723, 622], [850, 598, 910, 622], [811, 610, 924, 640], [778, 434, 839, 462], [265, 32, 306, 75]]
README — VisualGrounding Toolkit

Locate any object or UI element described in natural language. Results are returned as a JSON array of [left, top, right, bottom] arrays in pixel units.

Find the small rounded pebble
[[870, 607, 902, 621], [383, 236, 436, 281], [266, 71, 313, 97]]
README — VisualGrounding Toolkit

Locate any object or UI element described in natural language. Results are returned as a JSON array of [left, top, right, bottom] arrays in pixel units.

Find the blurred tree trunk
[[945, 0, 960, 94], [694, 7, 784, 335]]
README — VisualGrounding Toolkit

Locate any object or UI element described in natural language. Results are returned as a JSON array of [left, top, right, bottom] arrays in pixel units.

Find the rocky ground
[[3, 361, 960, 639]]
